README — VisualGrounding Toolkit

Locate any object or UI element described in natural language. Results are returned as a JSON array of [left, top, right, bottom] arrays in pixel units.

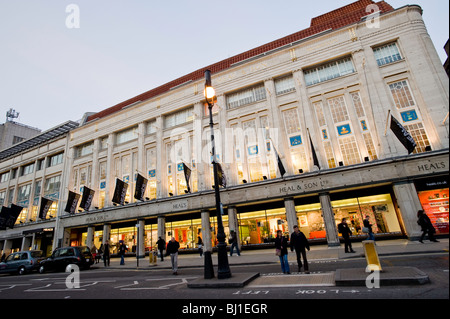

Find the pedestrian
[[290, 225, 310, 273], [338, 218, 356, 253], [156, 236, 166, 261], [197, 235, 203, 257], [91, 245, 98, 263], [102, 240, 110, 267], [229, 230, 240, 257], [166, 237, 180, 275], [417, 209, 439, 243], [274, 230, 290, 274], [118, 240, 127, 265], [363, 215, 375, 241]]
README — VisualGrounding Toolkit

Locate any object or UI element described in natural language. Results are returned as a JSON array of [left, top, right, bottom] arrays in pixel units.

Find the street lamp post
[[204, 69, 231, 279]]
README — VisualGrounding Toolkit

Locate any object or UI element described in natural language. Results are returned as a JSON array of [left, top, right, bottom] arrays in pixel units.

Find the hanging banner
[[217, 163, 227, 188], [390, 115, 416, 154], [112, 178, 128, 205], [271, 141, 286, 177], [183, 163, 192, 193], [6, 204, 23, 228], [308, 130, 321, 169], [39, 197, 53, 220], [64, 191, 80, 214], [80, 187, 95, 211], [134, 173, 148, 201], [0, 206, 11, 230]]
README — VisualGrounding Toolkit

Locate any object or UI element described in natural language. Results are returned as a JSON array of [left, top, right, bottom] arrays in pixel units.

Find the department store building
[[1, 0, 448, 257]]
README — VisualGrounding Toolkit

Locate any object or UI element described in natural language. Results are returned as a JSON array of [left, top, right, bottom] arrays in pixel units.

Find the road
[[1, 252, 447, 301]]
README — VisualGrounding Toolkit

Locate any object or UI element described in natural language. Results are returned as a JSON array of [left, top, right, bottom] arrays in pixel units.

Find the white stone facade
[[1, 3, 448, 256]]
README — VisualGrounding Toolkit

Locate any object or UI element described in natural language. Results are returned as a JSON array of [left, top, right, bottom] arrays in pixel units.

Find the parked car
[[39, 246, 94, 273], [0, 250, 45, 275]]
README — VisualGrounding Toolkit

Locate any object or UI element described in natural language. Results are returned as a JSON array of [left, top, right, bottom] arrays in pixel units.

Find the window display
[[417, 188, 449, 234], [295, 203, 325, 239], [332, 194, 401, 236], [238, 208, 287, 245], [166, 218, 203, 249]]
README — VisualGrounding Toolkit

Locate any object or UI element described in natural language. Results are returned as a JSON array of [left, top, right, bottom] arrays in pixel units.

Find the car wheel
[[39, 265, 45, 274], [18, 266, 26, 275]]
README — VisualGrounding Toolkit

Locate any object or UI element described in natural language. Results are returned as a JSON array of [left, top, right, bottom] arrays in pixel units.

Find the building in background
[[1, 0, 448, 257], [0, 111, 41, 151], [0, 121, 78, 256]]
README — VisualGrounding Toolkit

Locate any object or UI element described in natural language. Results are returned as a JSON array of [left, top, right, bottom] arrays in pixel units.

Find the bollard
[[149, 249, 157, 267], [362, 240, 382, 272], [204, 251, 215, 279]]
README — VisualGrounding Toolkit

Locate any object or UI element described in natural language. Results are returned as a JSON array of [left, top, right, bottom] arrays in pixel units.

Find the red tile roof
[[86, 0, 394, 123]]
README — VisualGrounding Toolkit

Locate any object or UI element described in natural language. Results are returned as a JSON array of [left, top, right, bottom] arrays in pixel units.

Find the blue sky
[[0, 0, 448, 131]]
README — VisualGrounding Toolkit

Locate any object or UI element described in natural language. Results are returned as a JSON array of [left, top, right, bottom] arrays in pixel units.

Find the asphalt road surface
[[1, 252, 448, 314]]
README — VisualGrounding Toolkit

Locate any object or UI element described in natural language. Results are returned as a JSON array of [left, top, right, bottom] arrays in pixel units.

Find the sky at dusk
[[1, 0, 448, 132]]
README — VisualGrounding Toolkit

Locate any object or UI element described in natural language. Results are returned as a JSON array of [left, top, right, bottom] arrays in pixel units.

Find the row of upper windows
[[74, 42, 403, 158], [0, 153, 63, 184], [0, 175, 60, 208]]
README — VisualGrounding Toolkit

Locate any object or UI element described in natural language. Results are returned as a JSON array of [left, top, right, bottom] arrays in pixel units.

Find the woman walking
[[274, 230, 290, 274]]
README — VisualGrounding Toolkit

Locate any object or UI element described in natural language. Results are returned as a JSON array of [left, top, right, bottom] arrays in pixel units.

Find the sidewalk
[[103, 238, 449, 271]]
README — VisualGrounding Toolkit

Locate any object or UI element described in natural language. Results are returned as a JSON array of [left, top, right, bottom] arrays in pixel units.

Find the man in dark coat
[[290, 225, 310, 273], [156, 237, 166, 261], [166, 237, 180, 275], [338, 218, 356, 253], [417, 210, 439, 243]]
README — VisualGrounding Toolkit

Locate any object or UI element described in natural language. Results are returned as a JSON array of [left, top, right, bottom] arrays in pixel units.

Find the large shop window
[[75, 224, 158, 254], [238, 208, 287, 245], [332, 193, 401, 236], [295, 202, 325, 240], [166, 218, 203, 249], [415, 177, 449, 234]]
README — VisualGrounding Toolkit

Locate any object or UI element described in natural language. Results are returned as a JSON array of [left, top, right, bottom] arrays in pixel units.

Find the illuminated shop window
[[417, 188, 449, 235], [332, 194, 401, 235], [295, 203, 325, 240], [166, 218, 205, 249]]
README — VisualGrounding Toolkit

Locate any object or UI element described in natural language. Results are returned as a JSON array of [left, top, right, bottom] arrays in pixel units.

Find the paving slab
[[187, 272, 260, 288], [335, 266, 430, 286], [248, 272, 335, 288]]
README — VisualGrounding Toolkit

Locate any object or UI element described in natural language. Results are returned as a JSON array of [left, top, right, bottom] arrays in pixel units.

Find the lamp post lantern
[[204, 69, 231, 279]]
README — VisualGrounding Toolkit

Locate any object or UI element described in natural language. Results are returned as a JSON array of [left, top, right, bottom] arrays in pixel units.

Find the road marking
[[114, 281, 139, 289], [0, 284, 31, 292], [24, 283, 86, 292]]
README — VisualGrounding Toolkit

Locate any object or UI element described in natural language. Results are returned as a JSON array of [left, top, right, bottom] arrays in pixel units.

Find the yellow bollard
[[362, 240, 382, 272], [149, 249, 157, 266]]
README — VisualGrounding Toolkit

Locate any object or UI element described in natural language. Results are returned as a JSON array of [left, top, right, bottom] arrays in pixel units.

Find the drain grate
[[248, 272, 335, 288]]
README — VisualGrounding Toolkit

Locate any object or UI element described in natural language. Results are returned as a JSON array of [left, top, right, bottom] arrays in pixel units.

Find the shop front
[[70, 220, 158, 254], [415, 176, 449, 235], [330, 186, 403, 238], [165, 212, 228, 250], [236, 197, 327, 245]]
